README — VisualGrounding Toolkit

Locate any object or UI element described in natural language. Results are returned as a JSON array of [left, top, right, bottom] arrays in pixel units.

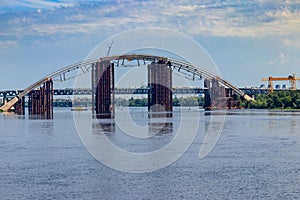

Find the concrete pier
[[14, 97, 25, 115], [148, 61, 173, 118], [95, 60, 115, 119], [204, 78, 240, 110], [28, 80, 53, 119]]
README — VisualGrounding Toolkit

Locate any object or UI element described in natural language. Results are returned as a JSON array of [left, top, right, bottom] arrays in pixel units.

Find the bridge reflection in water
[[92, 122, 173, 135]]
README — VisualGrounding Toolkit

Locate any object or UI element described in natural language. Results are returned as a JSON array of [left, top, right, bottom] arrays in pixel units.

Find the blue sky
[[1, 0, 300, 90]]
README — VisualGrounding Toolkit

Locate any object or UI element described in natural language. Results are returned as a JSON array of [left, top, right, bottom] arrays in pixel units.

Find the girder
[[0, 88, 284, 98], [1, 54, 254, 112]]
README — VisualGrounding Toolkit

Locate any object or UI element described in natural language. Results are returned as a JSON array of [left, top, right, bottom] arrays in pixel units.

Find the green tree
[[241, 91, 300, 109]]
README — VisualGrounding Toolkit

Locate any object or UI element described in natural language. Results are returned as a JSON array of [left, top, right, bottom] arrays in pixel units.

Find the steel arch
[[0, 54, 253, 112]]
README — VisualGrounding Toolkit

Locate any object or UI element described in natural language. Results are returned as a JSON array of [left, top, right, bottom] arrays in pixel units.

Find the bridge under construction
[[0, 54, 255, 119]]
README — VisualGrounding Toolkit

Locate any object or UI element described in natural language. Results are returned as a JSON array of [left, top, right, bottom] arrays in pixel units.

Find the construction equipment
[[106, 41, 113, 56], [262, 73, 300, 92]]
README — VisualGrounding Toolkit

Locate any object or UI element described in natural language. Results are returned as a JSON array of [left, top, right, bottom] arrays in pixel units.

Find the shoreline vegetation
[[116, 96, 204, 107], [243, 90, 300, 110], [58, 91, 300, 110], [63, 96, 205, 108]]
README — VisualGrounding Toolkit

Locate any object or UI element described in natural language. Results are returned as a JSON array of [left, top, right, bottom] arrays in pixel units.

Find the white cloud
[[0, 0, 75, 9], [0, 40, 18, 49], [1, 0, 300, 47], [281, 38, 300, 48], [269, 52, 290, 65], [36, 8, 42, 13]]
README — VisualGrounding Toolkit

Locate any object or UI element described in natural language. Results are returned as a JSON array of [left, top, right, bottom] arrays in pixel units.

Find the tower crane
[[262, 73, 300, 92]]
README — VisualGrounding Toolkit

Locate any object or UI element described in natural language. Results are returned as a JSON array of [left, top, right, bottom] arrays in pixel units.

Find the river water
[[0, 108, 299, 199]]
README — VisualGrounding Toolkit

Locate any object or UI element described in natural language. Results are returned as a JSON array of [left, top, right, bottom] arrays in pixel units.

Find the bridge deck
[[1, 88, 287, 98]]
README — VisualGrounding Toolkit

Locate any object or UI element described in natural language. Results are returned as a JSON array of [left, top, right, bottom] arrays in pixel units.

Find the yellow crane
[[262, 73, 300, 92]]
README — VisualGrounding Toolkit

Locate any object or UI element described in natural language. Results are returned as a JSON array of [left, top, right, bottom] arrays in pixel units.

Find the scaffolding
[[94, 60, 115, 119], [148, 61, 173, 118], [204, 78, 239, 110], [28, 80, 53, 119], [14, 97, 25, 115]]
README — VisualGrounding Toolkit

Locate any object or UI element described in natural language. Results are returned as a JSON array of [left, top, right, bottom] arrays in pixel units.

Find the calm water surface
[[0, 108, 299, 199]]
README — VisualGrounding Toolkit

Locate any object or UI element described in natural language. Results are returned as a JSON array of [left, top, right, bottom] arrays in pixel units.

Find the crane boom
[[106, 41, 114, 56]]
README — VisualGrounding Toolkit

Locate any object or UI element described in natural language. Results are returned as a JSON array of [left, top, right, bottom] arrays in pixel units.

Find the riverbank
[[243, 90, 300, 109]]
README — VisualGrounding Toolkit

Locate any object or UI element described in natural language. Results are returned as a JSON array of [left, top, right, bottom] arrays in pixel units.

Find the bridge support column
[[14, 97, 25, 115], [148, 61, 172, 118], [204, 78, 226, 110], [204, 79, 240, 110], [204, 79, 212, 109], [28, 80, 53, 119], [95, 60, 115, 119], [0, 94, 6, 107], [225, 88, 240, 109]]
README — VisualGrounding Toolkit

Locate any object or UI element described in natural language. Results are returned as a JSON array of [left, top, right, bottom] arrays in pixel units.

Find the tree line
[[242, 91, 300, 109], [51, 91, 300, 110], [116, 96, 204, 107]]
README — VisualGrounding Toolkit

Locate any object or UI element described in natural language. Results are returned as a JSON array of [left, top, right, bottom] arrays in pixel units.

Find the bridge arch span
[[0, 54, 254, 112]]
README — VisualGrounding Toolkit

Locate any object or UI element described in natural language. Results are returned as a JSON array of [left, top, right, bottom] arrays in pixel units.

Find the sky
[[1, 0, 300, 90]]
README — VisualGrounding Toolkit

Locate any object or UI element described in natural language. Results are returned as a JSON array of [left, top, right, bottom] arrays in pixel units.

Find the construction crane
[[262, 73, 300, 92], [106, 41, 114, 56]]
